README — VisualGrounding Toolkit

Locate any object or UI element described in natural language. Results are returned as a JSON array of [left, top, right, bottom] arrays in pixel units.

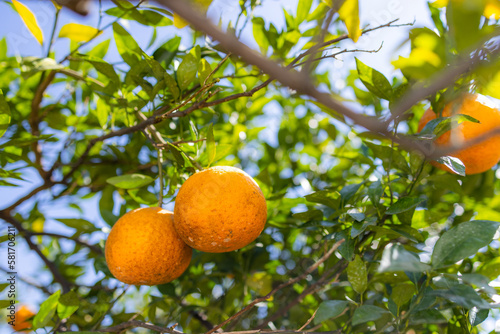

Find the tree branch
[[0, 211, 72, 293]]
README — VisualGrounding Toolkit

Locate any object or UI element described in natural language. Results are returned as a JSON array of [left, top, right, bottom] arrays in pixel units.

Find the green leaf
[[296, 0, 313, 25], [164, 73, 180, 100], [206, 123, 216, 167], [80, 55, 120, 84], [430, 284, 491, 309], [419, 114, 479, 139], [391, 283, 416, 307], [95, 97, 110, 129], [112, 22, 143, 66], [469, 307, 489, 327], [177, 54, 198, 91], [252, 17, 269, 54], [379, 243, 431, 273], [33, 290, 60, 329], [294, 209, 324, 222], [431, 220, 500, 268], [153, 36, 181, 69], [328, 230, 354, 261], [128, 188, 158, 206], [435, 156, 466, 176], [59, 23, 101, 42], [106, 174, 155, 189], [0, 90, 11, 139], [409, 309, 448, 325], [198, 58, 212, 85], [338, 0, 361, 42], [447, 0, 483, 51], [355, 58, 393, 101], [57, 291, 79, 319], [12, 0, 43, 45], [0, 135, 56, 149], [352, 305, 390, 326], [347, 255, 367, 294], [314, 300, 348, 325], [55, 219, 98, 233], [386, 197, 424, 215], [368, 180, 383, 207], [339, 182, 363, 205]]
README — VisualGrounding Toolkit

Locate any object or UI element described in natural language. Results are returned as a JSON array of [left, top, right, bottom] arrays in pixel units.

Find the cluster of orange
[[104, 166, 268, 286]]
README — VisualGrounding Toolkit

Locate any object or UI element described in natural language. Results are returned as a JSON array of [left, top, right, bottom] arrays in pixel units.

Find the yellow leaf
[[174, 13, 189, 29], [173, 0, 213, 29], [338, 0, 362, 43], [485, 0, 500, 18], [51, 0, 62, 10], [58, 23, 101, 43], [12, 0, 44, 45], [431, 0, 449, 7]]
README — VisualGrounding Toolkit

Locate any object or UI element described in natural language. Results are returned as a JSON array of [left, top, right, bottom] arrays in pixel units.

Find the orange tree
[[1, 0, 500, 333]]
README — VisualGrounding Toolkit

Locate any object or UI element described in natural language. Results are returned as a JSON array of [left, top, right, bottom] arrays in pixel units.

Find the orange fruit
[[105, 207, 192, 285], [174, 166, 267, 253], [417, 94, 500, 174], [10, 305, 34, 332]]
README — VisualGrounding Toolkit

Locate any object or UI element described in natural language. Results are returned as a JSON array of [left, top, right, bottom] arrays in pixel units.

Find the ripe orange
[[11, 305, 34, 332], [417, 94, 500, 174], [174, 166, 267, 253], [105, 207, 192, 285]]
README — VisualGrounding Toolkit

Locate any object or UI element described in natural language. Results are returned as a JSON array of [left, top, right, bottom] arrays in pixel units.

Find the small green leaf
[[252, 17, 269, 54], [386, 197, 424, 215], [339, 182, 363, 205], [59, 23, 101, 42], [391, 283, 416, 307], [339, 0, 361, 42], [33, 290, 60, 329], [347, 255, 367, 294], [128, 188, 158, 206], [106, 174, 155, 189], [198, 58, 212, 85], [432, 220, 500, 268], [12, 0, 43, 45], [314, 300, 348, 325], [177, 54, 198, 91], [327, 230, 354, 261], [95, 97, 110, 129], [469, 307, 489, 327], [296, 0, 313, 25], [368, 180, 383, 207], [293, 209, 323, 222], [435, 156, 466, 176], [55, 219, 98, 233], [112, 22, 143, 66], [352, 305, 390, 326], [356, 58, 393, 100], [0, 90, 11, 139], [57, 291, 79, 319], [153, 36, 181, 69], [206, 123, 216, 167], [164, 73, 180, 100]]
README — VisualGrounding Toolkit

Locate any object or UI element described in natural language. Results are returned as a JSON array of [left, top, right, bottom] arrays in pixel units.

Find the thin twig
[[298, 309, 318, 331], [28, 232, 102, 254]]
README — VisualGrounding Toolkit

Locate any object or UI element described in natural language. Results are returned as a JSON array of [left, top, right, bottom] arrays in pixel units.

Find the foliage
[[1, 0, 500, 333]]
